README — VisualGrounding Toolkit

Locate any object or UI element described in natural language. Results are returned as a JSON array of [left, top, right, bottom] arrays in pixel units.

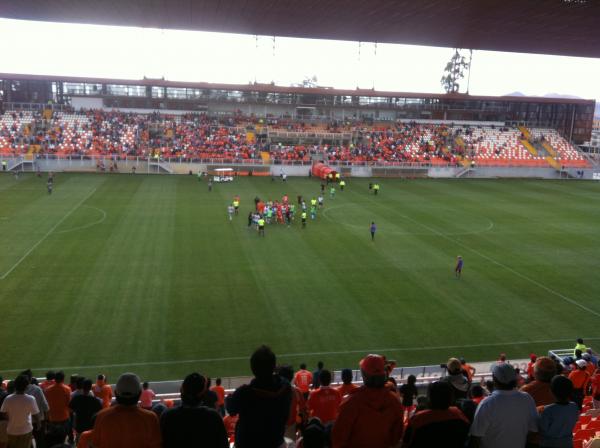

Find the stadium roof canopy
[[4, 0, 600, 58]]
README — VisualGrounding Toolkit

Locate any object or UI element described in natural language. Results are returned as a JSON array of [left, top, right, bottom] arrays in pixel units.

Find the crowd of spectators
[[0, 110, 586, 167], [1, 339, 600, 448]]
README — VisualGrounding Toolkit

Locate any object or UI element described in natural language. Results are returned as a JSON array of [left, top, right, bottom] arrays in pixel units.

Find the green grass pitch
[[1, 173, 600, 381]]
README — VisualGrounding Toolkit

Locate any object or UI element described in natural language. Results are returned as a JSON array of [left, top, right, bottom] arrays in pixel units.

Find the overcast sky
[[2, 18, 600, 101]]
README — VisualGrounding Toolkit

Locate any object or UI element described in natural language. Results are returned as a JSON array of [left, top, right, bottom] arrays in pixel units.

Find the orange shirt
[[463, 364, 475, 382], [591, 372, 600, 397], [569, 369, 590, 391], [288, 386, 307, 426], [307, 386, 342, 424], [77, 430, 92, 448], [223, 414, 239, 444], [93, 382, 113, 408], [91, 405, 161, 448], [337, 383, 359, 397], [45, 382, 72, 422], [294, 370, 312, 394], [210, 385, 225, 407]]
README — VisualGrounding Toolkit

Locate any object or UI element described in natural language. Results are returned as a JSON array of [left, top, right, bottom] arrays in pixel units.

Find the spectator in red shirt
[[93, 375, 113, 409], [294, 364, 313, 400], [520, 356, 556, 406], [332, 354, 404, 448], [39, 371, 55, 391], [210, 378, 225, 417], [336, 369, 359, 398], [307, 370, 342, 425], [526, 354, 537, 382]]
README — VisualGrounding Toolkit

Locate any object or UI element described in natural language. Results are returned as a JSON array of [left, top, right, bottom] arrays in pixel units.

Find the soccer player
[[233, 198, 240, 215], [340, 180, 346, 191], [208, 180, 213, 192], [373, 183, 380, 195], [310, 205, 317, 220], [227, 204, 234, 221], [317, 195, 324, 208], [330, 186, 335, 199], [247, 212, 253, 228], [455, 256, 463, 278], [47, 179, 53, 195], [257, 216, 265, 236], [301, 211, 307, 228], [370, 222, 376, 241], [310, 197, 317, 208]]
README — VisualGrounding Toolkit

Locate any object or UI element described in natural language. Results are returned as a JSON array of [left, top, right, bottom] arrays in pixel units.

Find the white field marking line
[[365, 196, 600, 319], [2, 336, 599, 373], [0, 188, 98, 280], [56, 205, 107, 234], [322, 203, 495, 236]]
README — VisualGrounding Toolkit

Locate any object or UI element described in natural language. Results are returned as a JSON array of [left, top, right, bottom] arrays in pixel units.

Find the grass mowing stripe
[[0, 186, 98, 280]]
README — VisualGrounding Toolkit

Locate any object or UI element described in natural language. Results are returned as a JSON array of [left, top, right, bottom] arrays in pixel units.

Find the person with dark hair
[[20, 369, 48, 448], [69, 379, 101, 443], [294, 363, 313, 401], [520, 356, 557, 406], [160, 373, 228, 448], [403, 381, 469, 447], [140, 382, 156, 411], [332, 354, 404, 448], [297, 417, 327, 448], [569, 359, 590, 409], [539, 376, 579, 448], [90, 373, 161, 448], [0, 375, 40, 448], [469, 385, 485, 406], [574, 338, 587, 356], [40, 372, 56, 391], [399, 375, 418, 417], [45, 370, 72, 444], [226, 345, 292, 448], [307, 370, 342, 425], [470, 364, 538, 448], [312, 362, 324, 390], [279, 365, 307, 443], [336, 369, 358, 397], [209, 378, 225, 417], [92, 375, 112, 409]]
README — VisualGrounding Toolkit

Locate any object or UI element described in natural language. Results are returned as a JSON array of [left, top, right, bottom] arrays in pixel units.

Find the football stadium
[[1, 1, 600, 447]]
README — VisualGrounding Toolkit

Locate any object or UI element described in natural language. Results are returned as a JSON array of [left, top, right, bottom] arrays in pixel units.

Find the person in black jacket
[[226, 345, 292, 448], [160, 373, 228, 448]]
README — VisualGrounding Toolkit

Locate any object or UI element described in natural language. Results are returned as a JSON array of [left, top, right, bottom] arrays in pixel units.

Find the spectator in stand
[[539, 376, 579, 448], [312, 362, 324, 390], [403, 381, 469, 448], [0, 375, 40, 448], [441, 358, 470, 402], [591, 360, 600, 409], [200, 378, 218, 410], [307, 370, 342, 426], [44, 370, 72, 446], [470, 363, 538, 448], [399, 374, 418, 418], [140, 382, 156, 411], [69, 379, 101, 444], [297, 418, 327, 448], [20, 370, 48, 448], [209, 378, 225, 416], [294, 363, 313, 400], [226, 345, 291, 448], [90, 372, 161, 448], [279, 365, 307, 443], [160, 373, 228, 448], [69, 375, 80, 393], [0, 380, 8, 448], [526, 354, 537, 382], [470, 385, 485, 406], [521, 356, 557, 406], [93, 375, 113, 409], [331, 354, 404, 448], [460, 358, 476, 382], [583, 352, 596, 376], [39, 372, 55, 392], [586, 348, 598, 366], [569, 359, 590, 409], [336, 369, 358, 398]]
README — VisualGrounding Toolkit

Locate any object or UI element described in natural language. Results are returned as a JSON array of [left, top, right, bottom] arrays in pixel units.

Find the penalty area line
[[0, 188, 98, 280], [2, 336, 598, 373]]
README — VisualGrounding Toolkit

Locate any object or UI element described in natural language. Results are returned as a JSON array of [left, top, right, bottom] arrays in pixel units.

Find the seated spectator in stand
[[209, 378, 225, 416], [139, 382, 156, 411], [226, 345, 292, 448], [336, 369, 358, 398], [294, 364, 313, 400], [521, 356, 557, 406], [92, 375, 112, 409], [470, 385, 485, 406], [569, 359, 590, 409], [0, 375, 40, 448], [90, 373, 161, 448], [332, 354, 404, 448], [160, 373, 228, 448], [470, 363, 538, 448], [403, 381, 469, 448], [441, 358, 470, 402], [44, 370, 72, 444], [307, 370, 342, 425], [539, 376, 579, 448], [69, 379, 101, 442]]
